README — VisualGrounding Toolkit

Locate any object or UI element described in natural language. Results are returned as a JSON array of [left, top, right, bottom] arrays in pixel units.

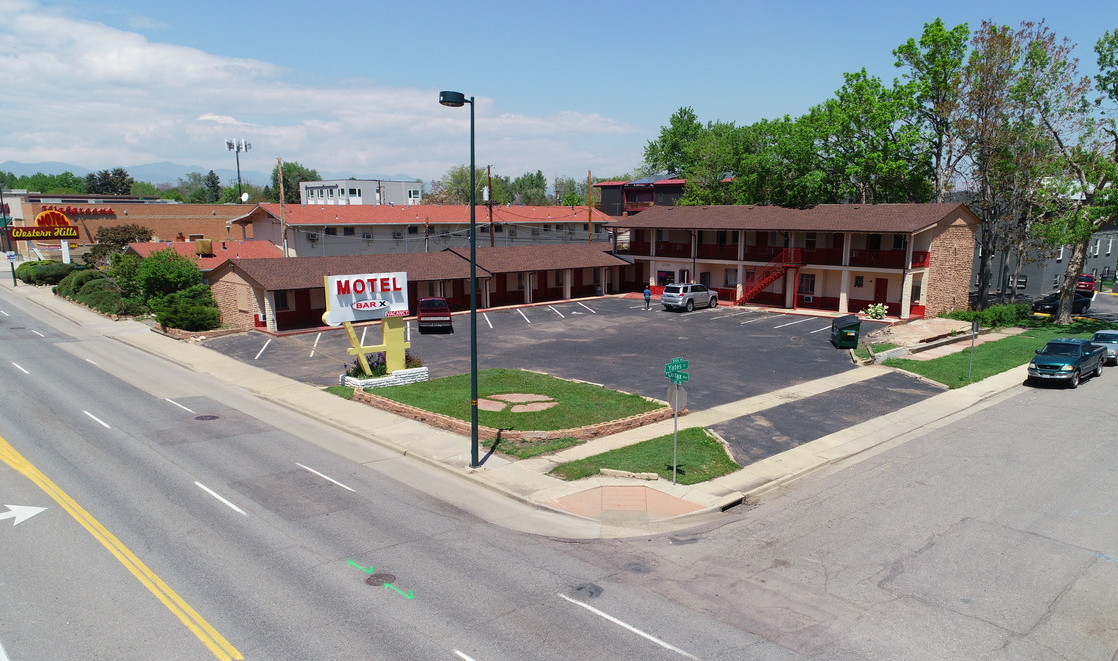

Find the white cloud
[[0, 0, 645, 183]]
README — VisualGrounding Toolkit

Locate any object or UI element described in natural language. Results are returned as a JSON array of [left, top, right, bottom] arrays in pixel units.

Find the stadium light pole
[[438, 90, 479, 469], [226, 138, 251, 200]]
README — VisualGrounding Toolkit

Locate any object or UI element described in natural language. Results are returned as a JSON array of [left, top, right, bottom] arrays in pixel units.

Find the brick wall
[[21, 203, 254, 247], [926, 223, 975, 316], [210, 269, 259, 330]]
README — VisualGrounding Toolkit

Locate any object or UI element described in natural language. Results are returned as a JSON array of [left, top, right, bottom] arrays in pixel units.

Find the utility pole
[[277, 157, 289, 257], [587, 169, 593, 243], [486, 165, 495, 247]]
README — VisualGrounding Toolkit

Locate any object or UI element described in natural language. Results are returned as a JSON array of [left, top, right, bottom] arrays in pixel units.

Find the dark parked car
[[1031, 293, 1091, 315], [660, 283, 718, 312], [1027, 338, 1105, 388], [416, 297, 453, 333]]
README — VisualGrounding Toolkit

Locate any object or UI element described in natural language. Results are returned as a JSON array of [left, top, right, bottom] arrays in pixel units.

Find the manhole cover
[[572, 583, 603, 598], [366, 573, 396, 586], [194, 415, 219, 421], [624, 561, 652, 574]]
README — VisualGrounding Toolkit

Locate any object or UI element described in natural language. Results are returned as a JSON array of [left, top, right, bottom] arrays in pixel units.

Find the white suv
[[660, 283, 718, 312]]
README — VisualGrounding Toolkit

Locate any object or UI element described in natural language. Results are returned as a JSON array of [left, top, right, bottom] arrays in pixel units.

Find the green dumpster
[[831, 314, 861, 349]]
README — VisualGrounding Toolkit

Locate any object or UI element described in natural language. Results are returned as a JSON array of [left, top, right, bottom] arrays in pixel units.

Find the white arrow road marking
[[0, 504, 48, 526], [11, 363, 28, 374], [577, 302, 596, 313], [558, 593, 697, 659]]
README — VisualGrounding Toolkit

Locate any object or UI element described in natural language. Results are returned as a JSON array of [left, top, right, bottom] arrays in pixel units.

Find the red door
[[874, 278, 889, 303]]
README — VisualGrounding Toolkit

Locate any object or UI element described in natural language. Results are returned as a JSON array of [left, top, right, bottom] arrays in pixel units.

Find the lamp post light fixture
[[226, 138, 251, 200], [438, 90, 480, 469]]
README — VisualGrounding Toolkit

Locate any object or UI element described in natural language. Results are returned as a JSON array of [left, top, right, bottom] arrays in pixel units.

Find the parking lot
[[202, 297, 943, 465]]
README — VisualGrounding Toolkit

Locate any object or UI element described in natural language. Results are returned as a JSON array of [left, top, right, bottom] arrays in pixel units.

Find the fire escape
[[735, 248, 803, 305]]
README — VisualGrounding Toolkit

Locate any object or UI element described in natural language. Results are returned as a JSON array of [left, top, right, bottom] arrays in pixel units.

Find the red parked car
[[1075, 274, 1098, 296], [416, 297, 453, 333]]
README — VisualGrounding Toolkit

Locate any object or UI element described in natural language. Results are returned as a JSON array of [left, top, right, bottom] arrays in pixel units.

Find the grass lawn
[[883, 319, 1114, 388], [548, 427, 740, 485], [854, 342, 898, 361], [324, 385, 354, 399], [370, 368, 662, 432]]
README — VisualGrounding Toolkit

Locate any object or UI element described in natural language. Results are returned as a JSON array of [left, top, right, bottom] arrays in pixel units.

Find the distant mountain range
[[0, 160, 421, 188]]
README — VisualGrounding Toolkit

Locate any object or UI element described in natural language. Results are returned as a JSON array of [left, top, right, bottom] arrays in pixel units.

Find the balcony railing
[[849, 249, 906, 268], [696, 244, 740, 260], [654, 241, 691, 258]]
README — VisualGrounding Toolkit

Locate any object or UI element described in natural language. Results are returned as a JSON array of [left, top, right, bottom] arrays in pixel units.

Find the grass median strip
[[548, 427, 740, 485], [883, 319, 1112, 388]]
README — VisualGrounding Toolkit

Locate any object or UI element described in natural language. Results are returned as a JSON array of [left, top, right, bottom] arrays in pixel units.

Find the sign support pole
[[672, 383, 680, 485]]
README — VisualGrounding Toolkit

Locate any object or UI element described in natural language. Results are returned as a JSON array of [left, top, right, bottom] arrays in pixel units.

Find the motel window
[[1017, 274, 1028, 289], [554, 271, 563, 287], [854, 276, 864, 288], [892, 234, 906, 250], [912, 282, 922, 302], [805, 232, 816, 250], [725, 271, 738, 287], [592, 269, 600, 284], [798, 274, 816, 294], [408, 226, 419, 235], [408, 189, 421, 201], [494, 224, 504, 233], [324, 227, 337, 236], [273, 291, 290, 311], [349, 188, 359, 196], [188, 234, 204, 241], [1094, 239, 1102, 256], [343, 227, 355, 236]]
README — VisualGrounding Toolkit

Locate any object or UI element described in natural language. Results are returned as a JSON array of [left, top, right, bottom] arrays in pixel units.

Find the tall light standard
[[439, 90, 479, 468], [226, 138, 251, 200]]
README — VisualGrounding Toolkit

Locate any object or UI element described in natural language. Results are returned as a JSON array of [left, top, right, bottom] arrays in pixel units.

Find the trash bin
[[830, 314, 861, 349]]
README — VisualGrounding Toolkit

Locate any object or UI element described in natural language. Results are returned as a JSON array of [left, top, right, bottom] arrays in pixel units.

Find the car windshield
[[1092, 334, 1118, 343], [1043, 343, 1080, 356], [419, 299, 448, 310]]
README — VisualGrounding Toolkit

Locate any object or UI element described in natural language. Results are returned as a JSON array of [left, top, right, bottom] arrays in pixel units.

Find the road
[[4, 284, 1117, 659]]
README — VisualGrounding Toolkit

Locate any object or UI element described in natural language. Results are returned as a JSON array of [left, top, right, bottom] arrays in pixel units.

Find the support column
[[563, 269, 572, 299], [838, 270, 850, 313], [900, 270, 914, 319]]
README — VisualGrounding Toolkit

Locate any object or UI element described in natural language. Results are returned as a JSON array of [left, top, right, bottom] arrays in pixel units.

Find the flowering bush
[[344, 351, 423, 378], [861, 303, 888, 320]]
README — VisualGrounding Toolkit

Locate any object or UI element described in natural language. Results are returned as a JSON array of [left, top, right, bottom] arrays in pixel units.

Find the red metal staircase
[[735, 248, 802, 305]]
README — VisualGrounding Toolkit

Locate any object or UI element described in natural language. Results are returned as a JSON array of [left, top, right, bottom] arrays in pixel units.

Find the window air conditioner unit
[[362, 233, 373, 240], [508, 229, 517, 237], [531, 227, 540, 235], [803, 295, 813, 303], [392, 231, 404, 239], [307, 232, 319, 241]]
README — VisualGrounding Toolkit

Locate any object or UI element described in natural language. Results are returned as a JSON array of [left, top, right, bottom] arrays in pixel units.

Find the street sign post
[[663, 357, 691, 484]]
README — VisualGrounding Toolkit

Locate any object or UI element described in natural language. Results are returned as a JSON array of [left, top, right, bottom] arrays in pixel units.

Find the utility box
[[831, 314, 861, 349]]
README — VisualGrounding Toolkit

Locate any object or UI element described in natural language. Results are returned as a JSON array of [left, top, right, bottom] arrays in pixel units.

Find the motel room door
[[874, 277, 889, 304]]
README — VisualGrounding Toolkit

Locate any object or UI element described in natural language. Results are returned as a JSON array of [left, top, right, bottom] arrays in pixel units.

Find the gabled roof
[[613, 203, 978, 233], [126, 240, 282, 271], [445, 243, 630, 274], [210, 251, 478, 291], [231, 204, 615, 227]]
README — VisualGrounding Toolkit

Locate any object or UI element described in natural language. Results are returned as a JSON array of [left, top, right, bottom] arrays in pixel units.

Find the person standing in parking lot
[[643, 286, 652, 310]]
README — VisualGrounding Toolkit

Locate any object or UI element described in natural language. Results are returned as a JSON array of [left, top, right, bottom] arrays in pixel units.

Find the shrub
[[17, 260, 82, 285], [941, 303, 1030, 328], [109, 252, 143, 298], [861, 302, 888, 319], [344, 351, 424, 378], [135, 249, 202, 301], [149, 284, 221, 331], [57, 269, 107, 298]]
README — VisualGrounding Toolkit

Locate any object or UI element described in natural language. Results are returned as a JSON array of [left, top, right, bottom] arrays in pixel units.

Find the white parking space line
[[254, 338, 271, 360], [11, 363, 28, 374], [0, 636, 10, 661], [549, 305, 565, 318], [518, 309, 532, 324], [31, 329, 44, 337], [774, 318, 810, 329], [483, 312, 493, 329], [740, 316, 767, 324], [83, 410, 111, 429], [195, 481, 247, 515], [296, 462, 356, 492], [0, 309, 8, 316], [165, 398, 195, 414], [718, 310, 755, 318], [360, 326, 368, 345], [406, 322, 412, 342], [309, 332, 322, 358], [85, 358, 98, 366], [577, 302, 597, 313], [810, 325, 831, 334], [453, 651, 477, 661], [558, 593, 697, 659]]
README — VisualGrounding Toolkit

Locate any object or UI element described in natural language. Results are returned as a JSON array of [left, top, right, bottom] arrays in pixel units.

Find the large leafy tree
[[508, 170, 549, 205], [643, 106, 704, 174], [424, 165, 489, 205], [84, 223, 154, 265], [894, 18, 972, 202], [84, 168, 134, 195], [265, 161, 320, 204], [135, 248, 203, 302]]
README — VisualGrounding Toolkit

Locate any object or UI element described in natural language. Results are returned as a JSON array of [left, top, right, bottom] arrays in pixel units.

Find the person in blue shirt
[[643, 286, 652, 310]]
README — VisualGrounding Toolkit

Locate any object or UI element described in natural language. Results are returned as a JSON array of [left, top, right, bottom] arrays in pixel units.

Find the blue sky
[[1, 0, 1115, 186]]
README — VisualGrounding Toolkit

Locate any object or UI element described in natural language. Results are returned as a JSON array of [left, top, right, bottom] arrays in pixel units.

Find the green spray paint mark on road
[[384, 583, 415, 599], [347, 559, 376, 574]]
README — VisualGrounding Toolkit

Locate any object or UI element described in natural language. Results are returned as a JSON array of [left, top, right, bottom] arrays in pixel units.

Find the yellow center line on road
[[0, 435, 242, 661]]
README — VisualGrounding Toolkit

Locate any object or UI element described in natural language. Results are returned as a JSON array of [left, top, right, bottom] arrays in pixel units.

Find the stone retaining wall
[[341, 367, 430, 389], [352, 389, 677, 441]]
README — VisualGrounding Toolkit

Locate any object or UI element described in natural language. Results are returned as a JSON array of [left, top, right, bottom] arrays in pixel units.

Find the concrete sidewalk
[[2, 279, 1028, 537]]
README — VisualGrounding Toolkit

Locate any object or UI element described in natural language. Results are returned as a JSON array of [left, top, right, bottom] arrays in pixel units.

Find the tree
[[554, 176, 589, 205], [266, 161, 320, 204], [83, 223, 154, 265], [508, 170, 549, 205], [894, 18, 972, 202], [643, 106, 704, 173], [84, 168, 134, 195], [424, 165, 487, 205], [134, 248, 203, 302]]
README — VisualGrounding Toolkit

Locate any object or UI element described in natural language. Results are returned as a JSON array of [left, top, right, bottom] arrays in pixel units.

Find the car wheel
[[685, 299, 694, 312], [1095, 362, 1104, 378], [709, 295, 718, 308], [1068, 370, 1080, 389]]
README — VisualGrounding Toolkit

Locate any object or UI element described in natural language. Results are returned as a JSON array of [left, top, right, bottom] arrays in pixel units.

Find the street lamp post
[[226, 138, 251, 200], [439, 90, 480, 469]]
